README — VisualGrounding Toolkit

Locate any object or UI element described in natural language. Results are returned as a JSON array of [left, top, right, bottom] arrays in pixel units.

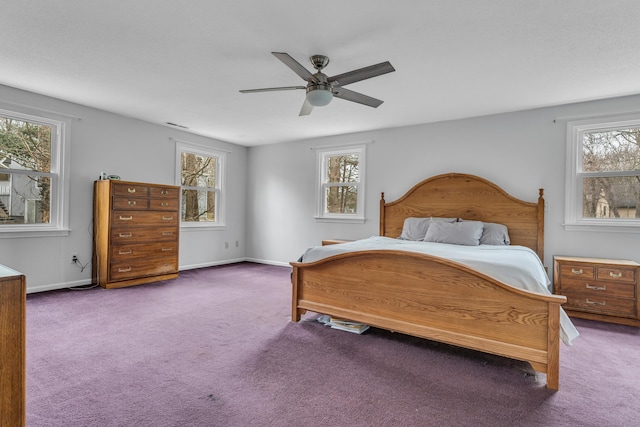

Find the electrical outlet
[[235, 240, 239, 247], [224, 242, 229, 249], [71, 253, 78, 264]]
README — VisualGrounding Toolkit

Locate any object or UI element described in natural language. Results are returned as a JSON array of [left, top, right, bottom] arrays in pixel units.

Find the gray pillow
[[424, 220, 483, 246], [398, 217, 457, 241], [460, 219, 510, 245]]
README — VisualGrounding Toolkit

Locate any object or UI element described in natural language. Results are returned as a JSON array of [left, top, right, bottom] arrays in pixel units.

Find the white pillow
[[424, 220, 483, 246], [398, 217, 456, 241]]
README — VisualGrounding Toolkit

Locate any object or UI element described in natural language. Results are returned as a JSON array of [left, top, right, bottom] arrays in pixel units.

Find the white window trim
[[564, 113, 640, 233], [174, 140, 226, 230], [315, 144, 366, 223], [0, 106, 71, 238]]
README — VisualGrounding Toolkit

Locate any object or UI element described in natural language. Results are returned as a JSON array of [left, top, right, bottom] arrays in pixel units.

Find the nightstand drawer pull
[[161, 190, 169, 195], [128, 188, 136, 193], [161, 231, 173, 236], [161, 248, 173, 252], [585, 283, 606, 291], [571, 268, 583, 275], [118, 267, 132, 273], [118, 249, 132, 255], [119, 216, 133, 221], [586, 299, 606, 306], [161, 202, 169, 207], [119, 233, 132, 238], [162, 216, 173, 221], [609, 271, 623, 278], [128, 200, 137, 206]]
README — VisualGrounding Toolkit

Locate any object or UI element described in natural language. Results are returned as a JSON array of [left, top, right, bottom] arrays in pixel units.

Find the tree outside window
[[176, 141, 225, 227], [316, 144, 366, 222], [0, 114, 54, 225], [565, 115, 640, 231]]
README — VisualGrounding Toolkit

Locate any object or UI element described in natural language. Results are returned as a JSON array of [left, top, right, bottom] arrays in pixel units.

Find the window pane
[[0, 117, 52, 173], [326, 155, 359, 183], [582, 129, 640, 172], [582, 176, 640, 218], [0, 174, 50, 224], [325, 185, 358, 214], [181, 152, 216, 188], [181, 189, 215, 222]]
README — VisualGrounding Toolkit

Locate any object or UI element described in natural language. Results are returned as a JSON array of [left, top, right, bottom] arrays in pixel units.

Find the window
[[565, 114, 640, 231], [0, 107, 69, 237], [315, 144, 366, 222], [175, 141, 226, 228]]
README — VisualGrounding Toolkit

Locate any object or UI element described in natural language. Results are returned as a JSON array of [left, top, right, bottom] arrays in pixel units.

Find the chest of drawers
[[553, 256, 640, 326], [93, 180, 180, 289]]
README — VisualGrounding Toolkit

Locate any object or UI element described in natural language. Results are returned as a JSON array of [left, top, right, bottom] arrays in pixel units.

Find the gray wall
[[0, 84, 247, 292], [246, 94, 640, 271]]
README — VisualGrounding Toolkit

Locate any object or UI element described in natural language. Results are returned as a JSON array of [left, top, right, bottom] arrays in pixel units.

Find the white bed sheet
[[301, 236, 579, 345]]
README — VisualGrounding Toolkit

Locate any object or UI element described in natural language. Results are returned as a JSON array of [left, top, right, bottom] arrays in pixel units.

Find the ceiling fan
[[239, 52, 395, 116]]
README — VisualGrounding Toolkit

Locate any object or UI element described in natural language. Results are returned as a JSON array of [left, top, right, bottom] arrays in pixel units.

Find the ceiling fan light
[[306, 87, 333, 107]]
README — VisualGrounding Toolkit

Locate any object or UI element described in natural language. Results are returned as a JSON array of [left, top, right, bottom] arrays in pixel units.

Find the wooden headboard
[[379, 173, 545, 260]]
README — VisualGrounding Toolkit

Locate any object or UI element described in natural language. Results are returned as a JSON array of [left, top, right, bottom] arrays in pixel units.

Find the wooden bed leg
[[546, 302, 561, 391], [291, 266, 301, 322]]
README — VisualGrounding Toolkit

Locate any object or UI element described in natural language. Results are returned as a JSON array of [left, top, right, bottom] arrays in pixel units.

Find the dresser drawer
[[112, 197, 150, 210], [150, 186, 179, 199], [596, 266, 636, 283], [109, 258, 178, 281], [564, 293, 636, 318], [112, 183, 150, 198], [111, 242, 178, 261], [559, 278, 635, 299], [150, 198, 179, 211], [110, 227, 177, 244], [111, 211, 178, 227]]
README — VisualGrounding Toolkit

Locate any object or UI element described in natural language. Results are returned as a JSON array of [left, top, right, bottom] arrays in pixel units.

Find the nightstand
[[553, 256, 640, 326], [321, 239, 354, 246]]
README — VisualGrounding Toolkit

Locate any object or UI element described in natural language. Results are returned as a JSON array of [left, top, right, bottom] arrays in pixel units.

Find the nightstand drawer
[[560, 278, 635, 299], [559, 264, 595, 279], [596, 266, 636, 283]]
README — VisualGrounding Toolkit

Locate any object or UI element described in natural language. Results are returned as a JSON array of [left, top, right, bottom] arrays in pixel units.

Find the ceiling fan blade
[[299, 99, 314, 116], [328, 61, 395, 87], [272, 52, 319, 83], [333, 87, 384, 108], [239, 86, 305, 93]]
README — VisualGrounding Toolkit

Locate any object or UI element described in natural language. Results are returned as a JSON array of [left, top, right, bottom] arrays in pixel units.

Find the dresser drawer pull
[[128, 200, 137, 206], [161, 202, 169, 207], [119, 233, 133, 238], [161, 248, 173, 252], [609, 271, 623, 278], [585, 283, 606, 291], [118, 249, 132, 255], [119, 216, 133, 221], [118, 267, 132, 273], [162, 216, 174, 221], [571, 268, 583, 275], [161, 190, 169, 195], [161, 231, 173, 236], [585, 299, 606, 306], [128, 188, 136, 193]]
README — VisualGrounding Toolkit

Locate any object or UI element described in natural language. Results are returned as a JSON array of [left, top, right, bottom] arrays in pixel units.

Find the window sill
[[0, 227, 71, 238], [314, 216, 366, 224], [564, 222, 640, 233], [180, 224, 226, 232]]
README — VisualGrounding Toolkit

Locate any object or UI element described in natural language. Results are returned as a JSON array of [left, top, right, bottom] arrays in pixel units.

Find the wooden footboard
[[290, 250, 567, 390]]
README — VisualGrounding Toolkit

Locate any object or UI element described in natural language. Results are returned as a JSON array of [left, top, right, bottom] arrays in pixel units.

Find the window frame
[[564, 113, 640, 233], [315, 144, 366, 223], [174, 140, 226, 230], [0, 106, 70, 238]]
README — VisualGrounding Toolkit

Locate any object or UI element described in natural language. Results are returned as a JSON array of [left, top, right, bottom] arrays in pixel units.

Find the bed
[[290, 172, 577, 390]]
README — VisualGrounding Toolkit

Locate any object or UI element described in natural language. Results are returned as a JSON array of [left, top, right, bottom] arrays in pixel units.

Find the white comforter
[[301, 236, 579, 345]]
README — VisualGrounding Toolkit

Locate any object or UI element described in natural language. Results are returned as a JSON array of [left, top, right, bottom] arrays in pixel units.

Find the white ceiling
[[2, 1, 640, 146]]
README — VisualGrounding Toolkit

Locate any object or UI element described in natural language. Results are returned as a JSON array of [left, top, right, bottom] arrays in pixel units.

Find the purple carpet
[[26, 262, 640, 426]]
